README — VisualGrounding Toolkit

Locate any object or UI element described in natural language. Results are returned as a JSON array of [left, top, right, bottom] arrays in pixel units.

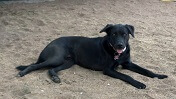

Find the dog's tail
[[16, 60, 49, 71], [16, 66, 28, 71], [16, 62, 39, 71]]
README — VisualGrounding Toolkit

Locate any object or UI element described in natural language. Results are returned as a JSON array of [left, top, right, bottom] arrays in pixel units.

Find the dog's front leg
[[103, 68, 146, 89], [122, 62, 168, 79]]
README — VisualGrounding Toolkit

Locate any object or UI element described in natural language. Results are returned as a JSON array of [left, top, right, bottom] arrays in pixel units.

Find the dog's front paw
[[51, 76, 61, 83], [131, 81, 146, 89], [156, 74, 168, 79], [16, 71, 25, 77]]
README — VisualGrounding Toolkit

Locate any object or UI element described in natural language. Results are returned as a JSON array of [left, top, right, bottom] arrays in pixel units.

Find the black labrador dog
[[16, 24, 167, 89]]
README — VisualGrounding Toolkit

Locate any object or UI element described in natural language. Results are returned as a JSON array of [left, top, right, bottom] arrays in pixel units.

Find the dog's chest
[[74, 51, 110, 70]]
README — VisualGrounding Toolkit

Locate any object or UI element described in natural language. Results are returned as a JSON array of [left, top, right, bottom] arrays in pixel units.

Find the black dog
[[16, 24, 167, 89]]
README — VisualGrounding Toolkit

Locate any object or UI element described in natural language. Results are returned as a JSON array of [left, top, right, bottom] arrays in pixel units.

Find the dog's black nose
[[116, 43, 124, 49]]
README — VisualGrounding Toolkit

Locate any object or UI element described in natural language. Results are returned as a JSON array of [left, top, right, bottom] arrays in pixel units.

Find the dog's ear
[[125, 24, 135, 37], [100, 24, 113, 33]]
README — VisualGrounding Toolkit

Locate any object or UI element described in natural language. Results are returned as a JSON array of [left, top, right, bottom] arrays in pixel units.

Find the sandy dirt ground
[[0, 0, 176, 99]]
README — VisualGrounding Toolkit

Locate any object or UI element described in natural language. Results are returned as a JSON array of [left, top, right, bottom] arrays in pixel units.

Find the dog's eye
[[123, 33, 127, 37]]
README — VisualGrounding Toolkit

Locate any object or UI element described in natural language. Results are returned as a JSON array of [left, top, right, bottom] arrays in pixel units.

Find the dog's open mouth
[[109, 43, 126, 60], [116, 47, 126, 54], [114, 47, 126, 60]]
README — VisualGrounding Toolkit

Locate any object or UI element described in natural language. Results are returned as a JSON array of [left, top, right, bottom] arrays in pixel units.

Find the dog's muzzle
[[109, 43, 126, 54], [109, 43, 126, 60]]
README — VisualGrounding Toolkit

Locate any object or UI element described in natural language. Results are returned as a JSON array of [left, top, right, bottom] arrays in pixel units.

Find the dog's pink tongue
[[116, 49, 123, 54]]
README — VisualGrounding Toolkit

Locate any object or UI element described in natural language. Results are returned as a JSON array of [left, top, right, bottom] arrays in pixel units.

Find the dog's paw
[[16, 71, 25, 77], [51, 76, 61, 83], [131, 81, 146, 89], [157, 74, 168, 79]]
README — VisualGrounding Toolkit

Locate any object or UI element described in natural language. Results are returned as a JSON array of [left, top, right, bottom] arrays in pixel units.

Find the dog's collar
[[109, 43, 116, 51]]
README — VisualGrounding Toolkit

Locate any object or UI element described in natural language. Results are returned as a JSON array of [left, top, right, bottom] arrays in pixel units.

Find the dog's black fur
[[16, 24, 167, 89]]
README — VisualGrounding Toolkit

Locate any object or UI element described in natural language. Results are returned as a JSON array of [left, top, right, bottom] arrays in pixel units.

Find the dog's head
[[100, 24, 134, 54]]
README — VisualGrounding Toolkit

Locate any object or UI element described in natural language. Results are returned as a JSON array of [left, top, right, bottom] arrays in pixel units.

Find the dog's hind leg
[[17, 55, 66, 77], [48, 60, 74, 83], [16, 46, 66, 77]]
